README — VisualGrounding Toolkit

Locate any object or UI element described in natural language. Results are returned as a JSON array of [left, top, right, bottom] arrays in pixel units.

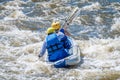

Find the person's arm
[[60, 28, 71, 36], [57, 31, 64, 41], [38, 40, 47, 58]]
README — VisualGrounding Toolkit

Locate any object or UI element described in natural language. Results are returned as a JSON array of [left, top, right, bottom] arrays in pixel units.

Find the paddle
[[62, 7, 80, 29], [61, 7, 80, 39]]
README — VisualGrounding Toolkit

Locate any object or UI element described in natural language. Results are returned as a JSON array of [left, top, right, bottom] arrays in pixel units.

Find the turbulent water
[[0, 0, 120, 80]]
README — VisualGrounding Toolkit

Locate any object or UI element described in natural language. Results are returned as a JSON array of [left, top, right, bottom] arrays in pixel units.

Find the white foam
[[95, 16, 103, 24], [111, 18, 120, 32], [82, 2, 101, 11], [4, 10, 26, 20]]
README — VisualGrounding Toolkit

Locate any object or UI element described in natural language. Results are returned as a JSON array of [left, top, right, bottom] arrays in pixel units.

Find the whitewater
[[0, 0, 120, 80]]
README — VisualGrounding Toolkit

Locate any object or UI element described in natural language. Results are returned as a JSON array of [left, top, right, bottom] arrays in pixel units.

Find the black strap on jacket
[[47, 43, 63, 53]]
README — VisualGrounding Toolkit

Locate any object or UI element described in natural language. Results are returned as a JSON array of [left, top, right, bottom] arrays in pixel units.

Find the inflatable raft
[[53, 37, 81, 68]]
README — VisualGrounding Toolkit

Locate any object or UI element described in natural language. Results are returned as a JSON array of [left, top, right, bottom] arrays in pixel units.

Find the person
[[39, 22, 80, 68], [50, 21, 80, 68], [51, 21, 72, 50], [38, 27, 70, 62]]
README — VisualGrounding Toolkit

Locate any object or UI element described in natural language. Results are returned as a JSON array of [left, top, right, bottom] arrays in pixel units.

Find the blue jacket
[[39, 29, 72, 62], [46, 33, 70, 62], [39, 32, 65, 57], [60, 28, 72, 49]]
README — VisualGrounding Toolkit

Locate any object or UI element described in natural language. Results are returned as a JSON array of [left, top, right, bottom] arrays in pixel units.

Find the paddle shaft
[[61, 7, 80, 39], [62, 7, 80, 29]]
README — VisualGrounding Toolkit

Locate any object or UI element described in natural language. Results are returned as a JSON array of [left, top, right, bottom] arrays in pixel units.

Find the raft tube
[[53, 37, 81, 68]]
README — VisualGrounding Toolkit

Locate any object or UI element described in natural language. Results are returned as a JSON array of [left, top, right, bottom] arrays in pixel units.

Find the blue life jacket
[[46, 33, 70, 62], [60, 28, 71, 49], [61, 35, 71, 49]]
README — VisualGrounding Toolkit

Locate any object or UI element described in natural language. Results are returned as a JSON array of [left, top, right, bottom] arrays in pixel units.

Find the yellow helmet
[[51, 22, 61, 30], [46, 27, 55, 34]]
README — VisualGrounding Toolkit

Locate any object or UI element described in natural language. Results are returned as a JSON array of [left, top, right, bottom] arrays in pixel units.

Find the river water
[[0, 0, 120, 80]]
